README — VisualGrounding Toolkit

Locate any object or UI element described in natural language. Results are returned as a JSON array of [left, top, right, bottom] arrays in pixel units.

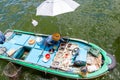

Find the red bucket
[[45, 53, 50, 59]]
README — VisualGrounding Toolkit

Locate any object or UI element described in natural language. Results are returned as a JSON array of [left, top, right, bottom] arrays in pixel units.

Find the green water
[[0, 0, 120, 80]]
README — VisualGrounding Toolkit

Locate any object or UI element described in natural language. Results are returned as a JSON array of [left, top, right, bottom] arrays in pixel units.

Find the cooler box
[[74, 48, 87, 66]]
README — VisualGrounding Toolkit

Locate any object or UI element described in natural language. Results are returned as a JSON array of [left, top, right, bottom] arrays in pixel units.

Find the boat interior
[[0, 30, 103, 74]]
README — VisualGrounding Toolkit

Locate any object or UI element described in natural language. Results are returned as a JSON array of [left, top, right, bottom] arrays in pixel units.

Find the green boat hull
[[0, 29, 116, 79]]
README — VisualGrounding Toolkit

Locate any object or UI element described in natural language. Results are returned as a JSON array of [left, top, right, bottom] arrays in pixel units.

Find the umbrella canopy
[[36, 0, 80, 16]]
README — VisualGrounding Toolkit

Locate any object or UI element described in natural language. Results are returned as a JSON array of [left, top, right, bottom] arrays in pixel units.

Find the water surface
[[0, 0, 120, 80]]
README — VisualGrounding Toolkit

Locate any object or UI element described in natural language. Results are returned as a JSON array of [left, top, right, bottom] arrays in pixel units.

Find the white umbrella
[[36, 0, 80, 16]]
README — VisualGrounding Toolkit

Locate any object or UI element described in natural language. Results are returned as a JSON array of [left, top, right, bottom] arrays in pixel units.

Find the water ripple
[[0, 0, 120, 80]]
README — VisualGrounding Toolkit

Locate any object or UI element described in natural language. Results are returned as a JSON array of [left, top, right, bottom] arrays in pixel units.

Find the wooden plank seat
[[2, 42, 23, 58], [9, 34, 30, 45]]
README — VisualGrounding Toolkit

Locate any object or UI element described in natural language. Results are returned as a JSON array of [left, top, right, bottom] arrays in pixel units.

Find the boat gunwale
[[0, 29, 112, 79]]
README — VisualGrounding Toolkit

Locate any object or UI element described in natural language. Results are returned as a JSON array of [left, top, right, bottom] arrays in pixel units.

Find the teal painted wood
[[0, 29, 115, 79]]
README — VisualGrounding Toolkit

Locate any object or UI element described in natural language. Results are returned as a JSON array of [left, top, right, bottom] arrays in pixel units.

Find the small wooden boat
[[0, 29, 116, 79]]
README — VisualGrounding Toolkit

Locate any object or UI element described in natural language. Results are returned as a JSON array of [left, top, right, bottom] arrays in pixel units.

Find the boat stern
[[106, 53, 116, 71]]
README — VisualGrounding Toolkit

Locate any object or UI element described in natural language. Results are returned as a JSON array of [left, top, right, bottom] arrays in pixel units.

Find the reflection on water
[[0, 0, 120, 80]]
